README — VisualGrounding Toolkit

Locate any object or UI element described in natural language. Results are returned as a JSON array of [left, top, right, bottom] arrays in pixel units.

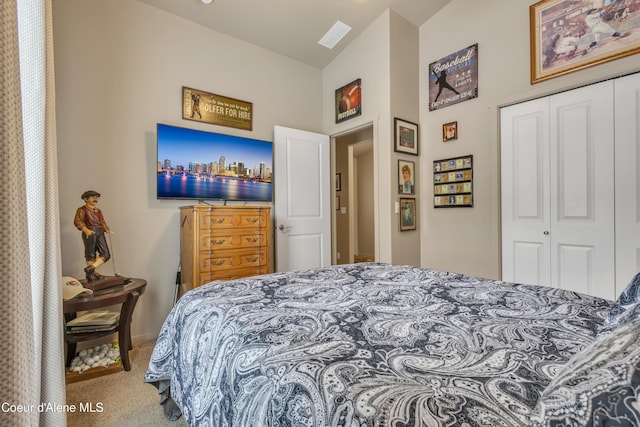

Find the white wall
[[389, 12, 420, 265], [323, 10, 421, 265], [53, 0, 322, 342], [323, 10, 393, 262], [419, 0, 640, 280]]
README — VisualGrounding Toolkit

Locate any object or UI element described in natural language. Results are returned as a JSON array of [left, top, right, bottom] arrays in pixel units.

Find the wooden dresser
[[179, 205, 271, 295]]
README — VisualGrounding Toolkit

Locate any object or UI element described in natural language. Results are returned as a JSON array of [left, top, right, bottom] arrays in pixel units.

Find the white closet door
[[501, 98, 551, 287], [615, 73, 640, 295], [549, 81, 615, 299], [501, 80, 616, 299]]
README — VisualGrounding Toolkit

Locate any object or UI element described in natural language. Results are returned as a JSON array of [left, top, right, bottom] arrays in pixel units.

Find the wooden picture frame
[[182, 86, 253, 131], [442, 121, 458, 141], [394, 118, 419, 156], [530, 0, 640, 84], [398, 159, 415, 195], [399, 198, 416, 231]]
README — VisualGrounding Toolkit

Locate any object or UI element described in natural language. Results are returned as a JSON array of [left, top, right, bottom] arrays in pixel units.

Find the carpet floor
[[66, 341, 188, 427]]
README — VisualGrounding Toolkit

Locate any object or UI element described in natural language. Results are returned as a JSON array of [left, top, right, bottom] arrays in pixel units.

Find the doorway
[[332, 125, 374, 264]]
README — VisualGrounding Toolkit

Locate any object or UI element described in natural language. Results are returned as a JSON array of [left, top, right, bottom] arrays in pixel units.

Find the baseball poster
[[428, 44, 478, 111]]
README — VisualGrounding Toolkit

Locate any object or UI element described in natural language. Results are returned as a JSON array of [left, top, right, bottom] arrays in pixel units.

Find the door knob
[[543, 230, 550, 235], [278, 224, 291, 232]]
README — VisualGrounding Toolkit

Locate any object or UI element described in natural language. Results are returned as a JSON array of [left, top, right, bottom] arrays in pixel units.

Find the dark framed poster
[[433, 155, 473, 208], [335, 79, 362, 123], [428, 44, 478, 111]]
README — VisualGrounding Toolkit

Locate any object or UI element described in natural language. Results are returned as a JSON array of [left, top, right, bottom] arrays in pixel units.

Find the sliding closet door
[[501, 98, 551, 287], [615, 73, 640, 295], [549, 81, 615, 299]]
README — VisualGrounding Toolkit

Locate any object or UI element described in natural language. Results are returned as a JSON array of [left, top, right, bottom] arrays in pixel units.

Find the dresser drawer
[[198, 230, 267, 250], [198, 247, 269, 273], [198, 267, 267, 285], [197, 208, 268, 230]]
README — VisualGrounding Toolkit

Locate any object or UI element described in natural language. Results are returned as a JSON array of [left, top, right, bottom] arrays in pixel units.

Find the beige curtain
[[0, 0, 65, 426]]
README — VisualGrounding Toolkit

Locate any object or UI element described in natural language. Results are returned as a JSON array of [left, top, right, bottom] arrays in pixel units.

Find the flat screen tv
[[156, 123, 273, 201]]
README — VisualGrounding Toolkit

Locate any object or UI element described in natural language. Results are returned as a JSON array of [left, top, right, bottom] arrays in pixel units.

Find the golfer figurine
[[74, 190, 111, 282]]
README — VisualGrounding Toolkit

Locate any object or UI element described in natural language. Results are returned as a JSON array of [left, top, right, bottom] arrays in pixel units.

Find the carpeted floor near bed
[[66, 341, 187, 427]]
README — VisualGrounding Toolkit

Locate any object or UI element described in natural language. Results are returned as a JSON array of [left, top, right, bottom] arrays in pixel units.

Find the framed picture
[[394, 118, 419, 156], [182, 86, 253, 131], [428, 44, 478, 111], [442, 121, 458, 141], [399, 198, 416, 231], [335, 79, 362, 123], [433, 155, 473, 208], [530, 0, 640, 84], [335, 173, 342, 191], [398, 160, 415, 195]]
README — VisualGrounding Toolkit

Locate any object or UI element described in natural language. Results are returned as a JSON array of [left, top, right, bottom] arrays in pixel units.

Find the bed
[[144, 263, 640, 426]]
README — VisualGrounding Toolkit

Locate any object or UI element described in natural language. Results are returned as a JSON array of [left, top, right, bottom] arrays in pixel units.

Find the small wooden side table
[[63, 277, 146, 371]]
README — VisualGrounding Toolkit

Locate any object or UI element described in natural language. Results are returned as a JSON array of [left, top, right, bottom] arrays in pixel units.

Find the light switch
[[394, 201, 400, 213], [341, 207, 347, 214]]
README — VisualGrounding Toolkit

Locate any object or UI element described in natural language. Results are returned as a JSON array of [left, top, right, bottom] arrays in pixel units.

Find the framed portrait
[[399, 198, 416, 231], [394, 118, 419, 156], [335, 79, 362, 123], [530, 0, 640, 84], [398, 159, 415, 195], [442, 121, 458, 141], [335, 173, 342, 191]]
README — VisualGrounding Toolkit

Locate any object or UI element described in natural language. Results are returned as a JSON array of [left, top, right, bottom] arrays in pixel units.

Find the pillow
[[598, 272, 640, 337], [606, 272, 640, 323], [597, 302, 640, 338], [529, 314, 640, 426]]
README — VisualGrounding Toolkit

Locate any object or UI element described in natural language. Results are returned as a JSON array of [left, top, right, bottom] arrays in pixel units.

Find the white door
[[501, 81, 615, 299], [500, 97, 551, 287], [274, 126, 331, 272], [549, 81, 615, 299], [614, 72, 640, 296]]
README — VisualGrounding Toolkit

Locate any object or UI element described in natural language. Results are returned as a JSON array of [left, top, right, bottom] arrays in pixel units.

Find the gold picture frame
[[442, 121, 458, 142], [182, 86, 253, 131], [530, 0, 640, 84]]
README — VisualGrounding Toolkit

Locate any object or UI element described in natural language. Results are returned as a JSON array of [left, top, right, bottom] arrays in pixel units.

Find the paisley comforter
[[144, 263, 612, 426]]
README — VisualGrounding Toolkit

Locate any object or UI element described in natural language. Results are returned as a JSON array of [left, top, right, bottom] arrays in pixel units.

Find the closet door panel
[[501, 98, 550, 286], [549, 81, 615, 299], [615, 72, 640, 295]]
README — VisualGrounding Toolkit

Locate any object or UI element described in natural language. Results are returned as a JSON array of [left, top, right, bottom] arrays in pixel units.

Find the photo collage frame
[[433, 155, 473, 208]]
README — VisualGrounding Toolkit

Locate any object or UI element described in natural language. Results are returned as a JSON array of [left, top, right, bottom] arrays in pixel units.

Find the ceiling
[[137, 0, 452, 69]]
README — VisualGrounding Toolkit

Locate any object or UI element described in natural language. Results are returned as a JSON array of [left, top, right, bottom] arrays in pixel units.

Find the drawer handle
[[245, 217, 259, 223], [211, 239, 226, 245], [246, 256, 259, 263], [246, 236, 259, 243]]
